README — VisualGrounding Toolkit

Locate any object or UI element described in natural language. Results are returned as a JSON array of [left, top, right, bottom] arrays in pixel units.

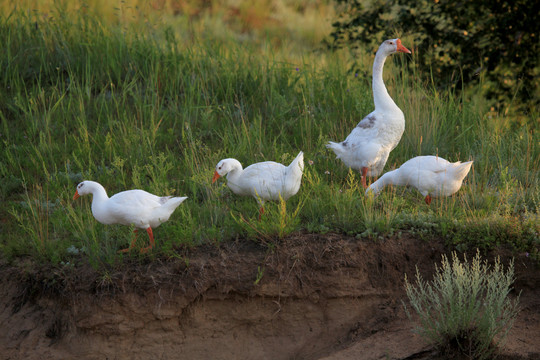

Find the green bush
[[330, 0, 539, 121], [403, 250, 520, 359]]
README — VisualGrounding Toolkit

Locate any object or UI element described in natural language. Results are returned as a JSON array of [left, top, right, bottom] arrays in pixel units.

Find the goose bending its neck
[[73, 180, 187, 253]]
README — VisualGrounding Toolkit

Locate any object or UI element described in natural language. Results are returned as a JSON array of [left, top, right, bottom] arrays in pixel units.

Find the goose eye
[[389, 41, 394, 45], [218, 166, 222, 170]]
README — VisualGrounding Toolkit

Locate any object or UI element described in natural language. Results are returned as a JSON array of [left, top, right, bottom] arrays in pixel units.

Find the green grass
[[0, 5, 538, 269]]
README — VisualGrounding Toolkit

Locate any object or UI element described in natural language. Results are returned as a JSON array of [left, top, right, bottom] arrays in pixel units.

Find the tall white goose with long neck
[[327, 38, 411, 188]]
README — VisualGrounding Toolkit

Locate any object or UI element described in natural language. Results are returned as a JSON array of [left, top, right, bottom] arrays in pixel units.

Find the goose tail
[[163, 196, 188, 212], [288, 151, 304, 174], [283, 151, 304, 198], [326, 141, 345, 158], [452, 161, 473, 181]]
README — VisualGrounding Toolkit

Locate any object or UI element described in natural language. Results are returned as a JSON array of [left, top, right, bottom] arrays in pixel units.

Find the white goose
[[212, 151, 304, 219], [365, 156, 473, 204], [327, 38, 411, 188], [73, 181, 187, 252]]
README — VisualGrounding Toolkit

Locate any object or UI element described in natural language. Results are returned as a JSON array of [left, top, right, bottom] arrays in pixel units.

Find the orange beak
[[396, 39, 411, 54], [212, 170, 221, 184], [73, 189, 80, 200]]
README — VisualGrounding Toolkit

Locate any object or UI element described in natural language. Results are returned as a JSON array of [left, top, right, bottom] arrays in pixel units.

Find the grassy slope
[[0, 2, 538, 269]]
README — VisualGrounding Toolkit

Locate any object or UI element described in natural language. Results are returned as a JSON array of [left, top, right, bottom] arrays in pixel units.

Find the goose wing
[[240, 162, 288, 200], [106, 190, 164, 226]]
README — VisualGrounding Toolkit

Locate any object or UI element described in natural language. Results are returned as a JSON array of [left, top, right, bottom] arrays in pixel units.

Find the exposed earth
[[1, 233, 538, 359]]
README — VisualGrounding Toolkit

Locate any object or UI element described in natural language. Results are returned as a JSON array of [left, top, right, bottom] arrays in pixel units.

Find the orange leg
[[258, 206, 265, 221], [119, 229, 139, 253], [424, 195, 432, 205], [140, 227, 155, 253], [361, 167, 368, 189]]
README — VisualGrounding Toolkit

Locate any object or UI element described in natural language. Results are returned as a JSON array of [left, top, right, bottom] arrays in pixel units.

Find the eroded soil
[[0, 233, 538, 359]]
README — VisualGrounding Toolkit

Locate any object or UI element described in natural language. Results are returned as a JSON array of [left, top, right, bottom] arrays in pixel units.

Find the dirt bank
[[0, 233, 538, 359]]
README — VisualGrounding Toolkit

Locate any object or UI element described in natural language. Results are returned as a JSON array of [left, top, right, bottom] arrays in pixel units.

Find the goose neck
[[89, 182, 110, 203], [372, 52, 399, 111], [225, 161, 244, 181], [375, 170, 398, 192]]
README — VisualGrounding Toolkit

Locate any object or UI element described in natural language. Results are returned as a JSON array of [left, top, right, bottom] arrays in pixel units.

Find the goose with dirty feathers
[[73, 181, 187, 253], [327, 38, 411, 188], [365, 156, 473, 204], [212, 151, 304, 219]]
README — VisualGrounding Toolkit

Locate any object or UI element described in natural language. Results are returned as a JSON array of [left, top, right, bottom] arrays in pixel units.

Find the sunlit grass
[[0, 5, 538, 269]]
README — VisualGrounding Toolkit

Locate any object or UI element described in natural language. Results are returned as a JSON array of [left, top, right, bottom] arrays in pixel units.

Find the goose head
[[73, 181, 91, 200], [378, 38, 411, 56], [212, 159, 242, 183], [73, 180, 103, 200]]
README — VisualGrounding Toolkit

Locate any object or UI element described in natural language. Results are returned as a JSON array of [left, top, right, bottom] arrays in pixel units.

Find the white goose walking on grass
[[327, 38, 411, 188], [365, 156, 473, 204], [212, 151, 304, 219], [73, 181, 187, 253]]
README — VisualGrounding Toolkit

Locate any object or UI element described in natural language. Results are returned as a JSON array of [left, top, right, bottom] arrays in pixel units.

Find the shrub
[[403, 250, 520, 359], [330, 0, 539, 121]]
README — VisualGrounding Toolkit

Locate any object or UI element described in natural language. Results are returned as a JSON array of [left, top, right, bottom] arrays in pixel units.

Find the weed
[[254, 266, 265, 285], [9, 185, 53, 258], [403, 250, 520, 359], [232, 195, 304, 244]]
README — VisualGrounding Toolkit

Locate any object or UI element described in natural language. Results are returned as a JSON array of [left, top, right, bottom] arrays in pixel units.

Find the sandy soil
[[0, 233, 538, 360]]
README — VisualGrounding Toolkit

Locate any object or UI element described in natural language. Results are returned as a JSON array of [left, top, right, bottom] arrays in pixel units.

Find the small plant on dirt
[[403, 250, 520, 359], [254, 266, 265, 285]]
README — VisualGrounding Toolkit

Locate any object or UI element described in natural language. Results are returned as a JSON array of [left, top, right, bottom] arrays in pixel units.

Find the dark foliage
[[330, 0, 539, 120]]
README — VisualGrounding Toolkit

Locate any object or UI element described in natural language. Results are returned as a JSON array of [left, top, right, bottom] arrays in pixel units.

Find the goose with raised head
[[73, 181, 187, 252], [365, 156, 473, 204], [212, 151, 304, 219], [327, 38, 411, 188]]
